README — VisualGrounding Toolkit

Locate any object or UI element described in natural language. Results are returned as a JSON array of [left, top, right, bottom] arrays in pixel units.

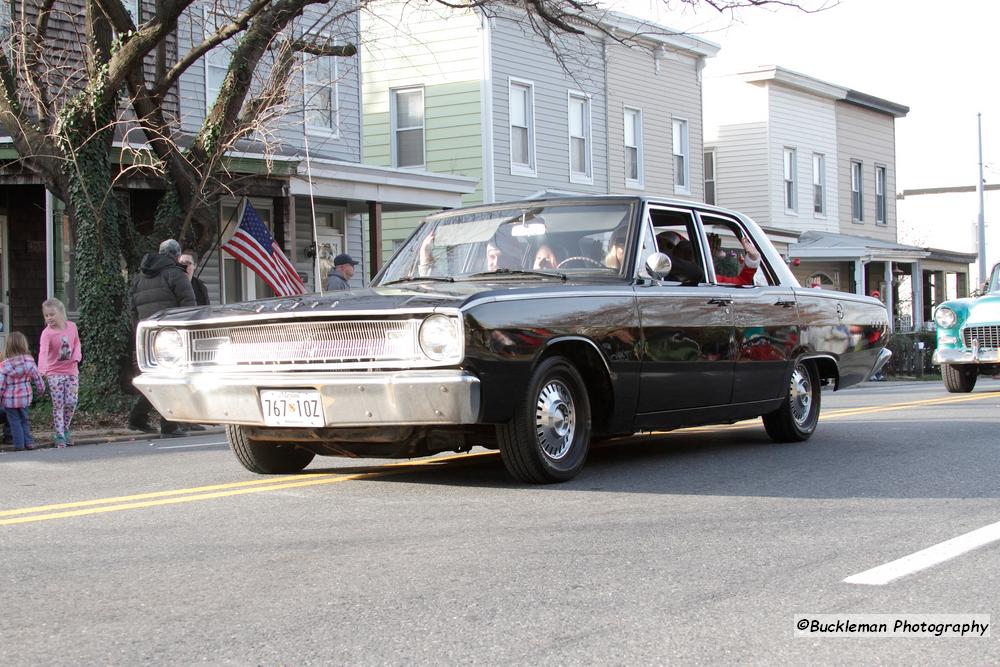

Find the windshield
[[990, 264, 1000, 293], [377, 201, 636, 284]]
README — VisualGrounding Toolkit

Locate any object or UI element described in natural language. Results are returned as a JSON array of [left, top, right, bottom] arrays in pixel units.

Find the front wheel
[[497, 357, 592, 483], [942, 363, 978, 393], [227, 425, 315, 474], [763, 361, 820, 442]]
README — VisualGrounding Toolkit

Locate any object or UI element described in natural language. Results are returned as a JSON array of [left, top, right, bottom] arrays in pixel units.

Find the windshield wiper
[[466, 268, 567, 280], [382, 275, 456, 285]]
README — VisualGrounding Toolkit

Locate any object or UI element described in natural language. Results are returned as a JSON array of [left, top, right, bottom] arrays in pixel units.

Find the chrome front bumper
[[933, 348, 1000, 365], [133, 370, 481, 427]]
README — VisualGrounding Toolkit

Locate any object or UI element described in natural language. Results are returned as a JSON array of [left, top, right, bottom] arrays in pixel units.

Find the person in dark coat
[[127, 239, 196, 436], [326, 253, 358, 291], [179, 252, 210, 306]]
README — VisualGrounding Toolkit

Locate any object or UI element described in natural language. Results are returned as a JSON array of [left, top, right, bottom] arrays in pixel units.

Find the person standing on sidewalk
[[127, 239, 196, 436], [179, 251, 210, 306], [39, 298, 82, 447], [0, 332, 45, 450]]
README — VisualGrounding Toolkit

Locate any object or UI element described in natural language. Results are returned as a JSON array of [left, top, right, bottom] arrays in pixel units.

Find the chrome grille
[[187, 320, 422, 367], [962, 326, 1000, 350]]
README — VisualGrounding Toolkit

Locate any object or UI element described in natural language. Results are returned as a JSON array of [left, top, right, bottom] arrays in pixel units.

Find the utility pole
[[977, 112, 987, 285]]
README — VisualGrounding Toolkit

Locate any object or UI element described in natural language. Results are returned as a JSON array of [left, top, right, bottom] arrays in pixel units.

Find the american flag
[[222, 201, 306, 296]]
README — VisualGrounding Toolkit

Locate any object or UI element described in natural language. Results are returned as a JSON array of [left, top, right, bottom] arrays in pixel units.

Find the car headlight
[[934, 307, 957, 329], [151, 328, 185, 366], [418, 315, 460, 361]]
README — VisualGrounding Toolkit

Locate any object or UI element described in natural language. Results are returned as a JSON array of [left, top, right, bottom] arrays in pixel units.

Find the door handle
[[708, 297, 733, 307], [774, 299, 795, 308]]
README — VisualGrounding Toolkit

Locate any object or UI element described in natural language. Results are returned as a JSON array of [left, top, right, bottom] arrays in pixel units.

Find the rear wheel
[[763, 360, 820, 442], [497, 357, 592, 483], [942, 363, 978, 393], [227, 425, 315, 474]]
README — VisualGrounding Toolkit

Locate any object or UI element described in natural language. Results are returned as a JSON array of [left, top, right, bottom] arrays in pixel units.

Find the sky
[[604, 0, 1000, 192]]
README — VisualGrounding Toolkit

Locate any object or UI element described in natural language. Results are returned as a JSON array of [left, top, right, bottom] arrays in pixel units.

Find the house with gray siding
[[361, 3, 718, 258], [0, 1, 474, 345]]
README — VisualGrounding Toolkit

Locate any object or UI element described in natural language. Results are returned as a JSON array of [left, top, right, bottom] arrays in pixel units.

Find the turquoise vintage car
[[932, 262, 1000, 392]]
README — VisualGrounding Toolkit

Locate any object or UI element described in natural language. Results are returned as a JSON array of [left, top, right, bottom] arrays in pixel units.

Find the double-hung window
[[783, 148, 797, 212], [703, 150, 716, 205], [392, 87, 425, 168], [672, 118, 689, 193], [624, 107, 643, 187], [812, 153, 825, 215], [568, 92, 592, 182], [851, 160, 864, 221], [304, 54, 338, 135], [204, 9, 233, 112], [509, 80, 535, 175], [875, 165, 887, 225]]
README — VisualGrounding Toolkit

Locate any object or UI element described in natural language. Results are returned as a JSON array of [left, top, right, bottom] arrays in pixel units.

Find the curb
[[0, 427, 226, 453]]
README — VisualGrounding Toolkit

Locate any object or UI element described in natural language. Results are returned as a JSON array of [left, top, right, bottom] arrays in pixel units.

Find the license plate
[[260, 390, 325, 427]]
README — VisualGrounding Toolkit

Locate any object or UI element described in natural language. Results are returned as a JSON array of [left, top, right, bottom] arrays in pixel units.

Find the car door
[[634, 205, 735, 419], [698, 212, 798, 403]]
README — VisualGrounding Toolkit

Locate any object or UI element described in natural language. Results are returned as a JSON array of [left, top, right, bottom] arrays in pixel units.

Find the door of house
[[220, 200, 274, 303]]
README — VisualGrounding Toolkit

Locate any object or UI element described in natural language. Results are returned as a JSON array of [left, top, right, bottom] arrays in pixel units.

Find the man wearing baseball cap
[[326, 253, 359, 291]]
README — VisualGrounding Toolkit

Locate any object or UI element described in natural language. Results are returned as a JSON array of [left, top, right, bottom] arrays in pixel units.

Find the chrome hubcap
[[789, 365, 812, 426], [535, 379, 576, 460]]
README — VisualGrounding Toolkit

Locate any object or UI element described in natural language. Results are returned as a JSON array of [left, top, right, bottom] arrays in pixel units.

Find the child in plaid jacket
[[0, 332, 45, 451]]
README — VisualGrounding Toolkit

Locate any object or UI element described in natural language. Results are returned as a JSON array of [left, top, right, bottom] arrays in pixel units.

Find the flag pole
[[303, 132, 322, 293]]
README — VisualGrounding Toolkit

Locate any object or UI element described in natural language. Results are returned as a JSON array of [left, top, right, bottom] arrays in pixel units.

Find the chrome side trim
[[133, 370, 481, 427]]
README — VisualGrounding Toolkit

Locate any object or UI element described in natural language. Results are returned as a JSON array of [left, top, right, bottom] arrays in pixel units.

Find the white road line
[[158, 441, 228, 450], [844, 520, 1000, 585]]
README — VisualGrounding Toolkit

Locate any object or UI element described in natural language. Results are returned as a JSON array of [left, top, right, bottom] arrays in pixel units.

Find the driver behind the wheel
[[533, 244, 559, 270]]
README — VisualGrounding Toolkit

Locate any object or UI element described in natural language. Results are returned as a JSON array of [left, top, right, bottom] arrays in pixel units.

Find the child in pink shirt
[[39, 298, 82, 447]]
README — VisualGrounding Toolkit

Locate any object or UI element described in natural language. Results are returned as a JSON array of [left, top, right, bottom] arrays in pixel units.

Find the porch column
[[911, 260, 924, 330], [45, 190, 54, 299], [368, 201, 383, 283], [956, 271, 969, 298], [854, 260, 865, 296], [884, 261, 894, 332]]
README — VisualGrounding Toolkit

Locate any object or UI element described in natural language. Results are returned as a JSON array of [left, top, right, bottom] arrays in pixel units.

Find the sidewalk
[[0, 426, 225, 453]]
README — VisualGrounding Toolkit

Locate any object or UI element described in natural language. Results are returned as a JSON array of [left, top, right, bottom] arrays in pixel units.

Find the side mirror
[[645, 252, 672, 280]]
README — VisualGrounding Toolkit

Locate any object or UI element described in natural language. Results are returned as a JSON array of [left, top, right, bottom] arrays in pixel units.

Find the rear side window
[[699, 214, 774, 287]]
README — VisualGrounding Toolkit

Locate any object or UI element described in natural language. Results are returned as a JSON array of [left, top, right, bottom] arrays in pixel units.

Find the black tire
[[497, 356, 592, 483], [227, 425, 315, 474], [942, 363, 978, 393], [763, 360, 821, 443]]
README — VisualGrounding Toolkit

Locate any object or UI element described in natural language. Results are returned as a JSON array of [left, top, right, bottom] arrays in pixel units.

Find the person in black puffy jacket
[[126, 239, 196, 436]]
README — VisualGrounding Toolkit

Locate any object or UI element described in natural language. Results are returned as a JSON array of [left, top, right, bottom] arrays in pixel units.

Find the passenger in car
[[604, 230, 627, 269], [708, 234, 760, 286]]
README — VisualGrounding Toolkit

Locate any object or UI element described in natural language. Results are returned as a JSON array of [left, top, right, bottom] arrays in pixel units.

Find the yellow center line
[[0, 452, 497, 526], [4, 390, 998, 527]]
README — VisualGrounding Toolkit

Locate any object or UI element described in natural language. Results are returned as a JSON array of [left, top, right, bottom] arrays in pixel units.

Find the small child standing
[[0, 332, 45, 451], [39, 298, 82, 447]]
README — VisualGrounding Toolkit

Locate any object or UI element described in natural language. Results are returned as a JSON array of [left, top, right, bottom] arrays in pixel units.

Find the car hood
[[962, 294, 1000, 326], [145, 277, 628, 324]]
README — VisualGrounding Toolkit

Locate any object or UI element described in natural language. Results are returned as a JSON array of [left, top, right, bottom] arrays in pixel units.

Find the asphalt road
[[2, 379, 999, 665]]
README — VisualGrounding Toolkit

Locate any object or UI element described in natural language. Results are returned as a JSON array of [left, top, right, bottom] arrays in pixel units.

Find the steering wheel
[[557, 256, 605, 269]]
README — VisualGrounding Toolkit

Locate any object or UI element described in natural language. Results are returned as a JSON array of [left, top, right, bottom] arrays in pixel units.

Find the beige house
[[704, 66, 971, 330]]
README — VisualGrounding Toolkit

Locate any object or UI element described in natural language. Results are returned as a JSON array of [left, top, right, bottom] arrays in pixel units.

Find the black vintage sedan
[[134, 196, 891, 483]]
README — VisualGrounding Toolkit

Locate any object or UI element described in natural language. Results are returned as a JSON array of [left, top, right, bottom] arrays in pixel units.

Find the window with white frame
[[703, 150, 716, 205], [851, 160, 864, 221], [783, 148, 797, 212], [0, 1, 10, 43], [813, 153, 825, 215], [875, 165, 887, 225], [392, 87, 425, 168], [304, 54, 338, 134], [568, 92, 591, 182], [509, 80, 535, 174], [672, 118, 689, 192], [123, 0, 139, 23], [624, 107, 643, 187], [204, 9, 233, 112]]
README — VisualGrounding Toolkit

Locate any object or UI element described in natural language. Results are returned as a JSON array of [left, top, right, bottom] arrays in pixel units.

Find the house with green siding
[[361, 3, 719, 262]]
